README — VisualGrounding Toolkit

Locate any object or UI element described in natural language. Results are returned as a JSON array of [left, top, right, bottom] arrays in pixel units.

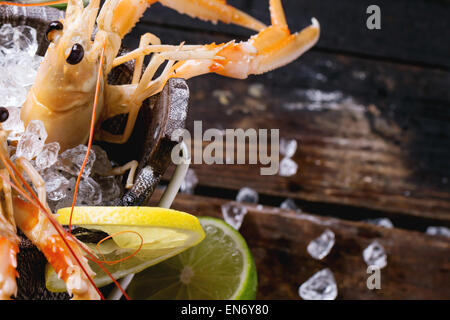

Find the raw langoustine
[[20, 0, 320, 151]]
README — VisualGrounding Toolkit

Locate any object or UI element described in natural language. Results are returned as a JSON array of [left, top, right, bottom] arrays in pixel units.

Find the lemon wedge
[[46, 207, 205, 292]]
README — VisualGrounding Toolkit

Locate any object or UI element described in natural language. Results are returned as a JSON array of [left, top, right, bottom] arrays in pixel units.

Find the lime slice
[[127, 217, 257, 300], [45, 207, 205, 292]]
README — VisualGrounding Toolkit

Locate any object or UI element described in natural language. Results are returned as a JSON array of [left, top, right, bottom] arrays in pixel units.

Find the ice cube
[[279, 157, 298, 177], [0, 24, 37, 59], [236, 187, 259, 204], [57, 177, 103, 208], [299, 268, 338, 300], [365, 218, 394, 229], [9, 52, 39, 87], [180, 169, 198, 194], [221, 202, 248, 230], [363, 241, 387, 269], [16, 120, 47, 160], [50, 178, 77, 211], [92, 145, 113, 176], [280, 138, 298, 158], [42, 169, 72, 202], [0, 24, 41, 110], [35, 142, 60, 171], [76, 177, 103, 206], [0, 76, 28, 107], [280, 198, 301, 212], [97, 175, 122, 205], [426, 226, 450, 238], [15, 25, 38, 56], [2, 107, 24, 140], [26, 119, 47, 141], [55, 145, 96, 178], [307, 229, 335, 260], [0, 24, 17, 55]]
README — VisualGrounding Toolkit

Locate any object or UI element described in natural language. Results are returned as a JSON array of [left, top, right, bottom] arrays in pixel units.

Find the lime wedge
[[127, 217, 258, 300], [45, 207, 205, 292]]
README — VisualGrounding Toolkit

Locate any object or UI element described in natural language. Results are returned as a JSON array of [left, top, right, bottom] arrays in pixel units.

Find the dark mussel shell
[[0, 5, 189, 299]]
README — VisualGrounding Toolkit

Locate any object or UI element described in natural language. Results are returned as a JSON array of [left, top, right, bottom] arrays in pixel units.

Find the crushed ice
[[298, 268, 338, 300], [0, 24, 42, 109], [180, 169, 198, 194], [307, 229, 335, 260], [221, 202, 248, 230], [16, 120, 47, 160], [279, 157, 298, 177], [0, 23, 125, 212], [280, 198, 301, 212], [236, 187, 259, 204], [278, 138, 299, 177], [6, 118, 124, 212], [363, 240, 387, 269], [426, 226, 450, 238], [279, 138, 298, 158], [365, 218, 394, 229]]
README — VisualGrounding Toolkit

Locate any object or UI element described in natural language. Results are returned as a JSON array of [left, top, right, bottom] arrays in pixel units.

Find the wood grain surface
[[149, 190, 450, 300]]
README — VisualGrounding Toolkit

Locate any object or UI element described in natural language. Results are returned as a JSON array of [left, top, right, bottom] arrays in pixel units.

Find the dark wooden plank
[[124, 25, 450, 224], [138, 0, 450, 68], [148, 190, 450, 300], [125, 24, 450, 103]]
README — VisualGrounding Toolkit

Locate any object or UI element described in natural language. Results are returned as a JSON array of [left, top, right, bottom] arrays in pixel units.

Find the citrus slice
[[45, 206, 205, 292], [126, 217, 257, 300]]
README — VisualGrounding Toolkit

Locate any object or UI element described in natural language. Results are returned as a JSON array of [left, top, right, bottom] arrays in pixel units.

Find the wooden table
[[123, 0, 450, 299]]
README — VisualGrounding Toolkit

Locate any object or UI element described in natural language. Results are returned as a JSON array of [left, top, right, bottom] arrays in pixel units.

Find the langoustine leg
[[98, 0, 319, 144], [0, 130, 20, 300], [10, 158, 100, 300], [0, 202, 19, 300], [0, 124, 101, 300]]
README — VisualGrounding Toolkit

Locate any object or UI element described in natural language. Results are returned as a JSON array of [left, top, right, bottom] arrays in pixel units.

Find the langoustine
[[19, 0, 320, 150]]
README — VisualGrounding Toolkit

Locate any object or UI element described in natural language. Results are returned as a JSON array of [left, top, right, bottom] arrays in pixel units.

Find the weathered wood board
[[149, 190, 450, 300], [124, 24, 450, 226]]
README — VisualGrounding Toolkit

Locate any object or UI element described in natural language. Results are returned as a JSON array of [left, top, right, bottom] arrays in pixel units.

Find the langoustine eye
[[45, 21, 63, 42], [66, 43, 84, 65], [0, 107, 9, 123]]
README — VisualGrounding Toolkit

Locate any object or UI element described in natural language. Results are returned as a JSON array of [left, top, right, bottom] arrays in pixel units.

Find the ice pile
[[307, 229, 335, 260], [45, 144, 123, 211], [8, 119, 123, 212], [0, 24, 42, 108], [0, 24, 125, 211], [298, 268, 338, 300], [221, 202, 248, 230], [278, 138, 298, 177]]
